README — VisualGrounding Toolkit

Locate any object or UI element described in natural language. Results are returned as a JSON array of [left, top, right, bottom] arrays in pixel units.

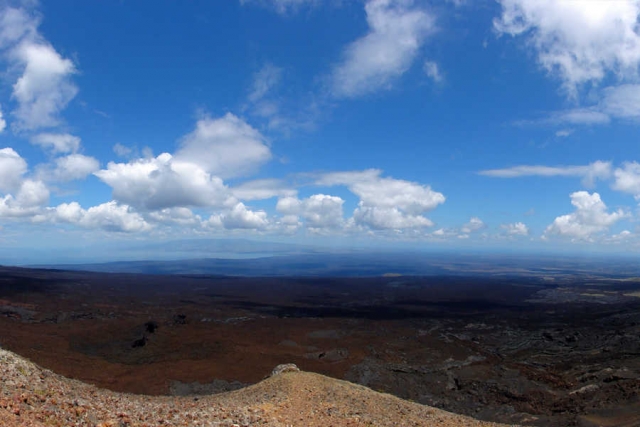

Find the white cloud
[[248, 63, 283, 103], [431, 228, 447, 237], [551, 108, 611, 125], [113, 143, 132, 157], [519, 83, 640, 127], [97, 115, 271, 212], [81, 202, 150, 233], [276, 194, 344, 229], [331, 0, 435, 97], [461, 217, 484, 233], [0, 147, 27, 192], [423, 60, 443, 83], [501, 222, 529, 236], [231, 178, 296, 201], [0, 107, 6, 133], [30, 133, 80, 153], [146, 207, 201, 226], [52, 201, 83, 223], [176, 113, 271, 179], [0, 7, 78, 130], [317, 169, 445, 230], [52, 201, 151, 233], [244, 63, 303, 134], [273, 214, 302, 235], [612, 161, 640, 198], [354, 205, 433, 229], [555, 129, 573, 138], [601, 84, 640, 119], [544, 191, 626, 241], [0, 147, 49, 218], [479, 161, 612, 187], [43, 154, 100, 182], [0, 179, 49, 218], [14, 179, 48, 207], [240, 0, 318, 15], [494, 0, 640, 96], [605, 229, 633, 243], [0, 7, 38, 48], [95, 153, 230, 211], [219, 202, 269, 230]]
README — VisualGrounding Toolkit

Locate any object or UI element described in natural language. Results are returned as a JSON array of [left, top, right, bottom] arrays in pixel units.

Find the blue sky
[[1, 0, 640, 257]]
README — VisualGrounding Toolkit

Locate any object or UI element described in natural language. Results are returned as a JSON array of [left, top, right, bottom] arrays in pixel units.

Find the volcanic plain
[[0, 266, 639, 426]]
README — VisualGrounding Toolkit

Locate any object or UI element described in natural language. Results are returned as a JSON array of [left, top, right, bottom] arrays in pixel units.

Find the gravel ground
[[0, 348, 516, 426]]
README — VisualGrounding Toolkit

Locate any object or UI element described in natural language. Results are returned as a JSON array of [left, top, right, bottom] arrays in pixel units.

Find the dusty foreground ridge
[[0, 349, 514, 427]]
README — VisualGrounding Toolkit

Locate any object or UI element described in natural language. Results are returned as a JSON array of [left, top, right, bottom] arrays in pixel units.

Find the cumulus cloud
[[604, 229, 634, 244], [494, 0, 640, 96], [461, 217, 484, 234], [31, 133, 80, 153], [544, 191, 626, 241], [501, 222, 529, 236], [96, 115, 272, 211], [146, 207, 201, 226], [176, 113, 271, 179], [479, 161, 612, 187], [12, 179, 47, 208], [52, 201, 151, 233], [224, 202, 269, 229], [40, 154, 100, 182], [331, 0, 435, 97], [276, 194, 344, 229], [354, 205, 433, 230], [273, 214, 302, 235], [231, 178, 296, 201], [206, 202, 269, 230], [0, 147, 50, 218], [612, 161, 640, 198], [0, 179, 49, 218], [0, 147, 27, 192], [0, 7, 78, 131], [317, 169, 444, 230], [95, 153, 230, 211]]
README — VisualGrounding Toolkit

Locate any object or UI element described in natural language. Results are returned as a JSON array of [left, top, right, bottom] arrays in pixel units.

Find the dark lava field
[[0, 266, 639, 426]]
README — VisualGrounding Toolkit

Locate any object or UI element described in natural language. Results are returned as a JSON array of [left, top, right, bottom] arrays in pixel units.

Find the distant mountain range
[[36, 253, 443, 277], [124, 238, 321, 255], [1, 238, 329, 265], [31, 246, 640, 278]]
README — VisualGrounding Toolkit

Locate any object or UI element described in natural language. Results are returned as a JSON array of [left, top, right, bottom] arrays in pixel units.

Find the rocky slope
[[0, 348, 512, 427]]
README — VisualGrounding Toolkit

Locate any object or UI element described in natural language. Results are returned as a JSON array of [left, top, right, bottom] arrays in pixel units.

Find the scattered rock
[[305, 348, 349, 362], [172, 314, 187, 325], [270, 363, 299, 376], [144, 321, 158, 334], [569, 384, 599, 395], [131, 337, 147, 348], [169, 379, 247, 396]]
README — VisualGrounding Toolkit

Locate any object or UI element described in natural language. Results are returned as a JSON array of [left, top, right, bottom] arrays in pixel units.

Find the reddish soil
[[0, 266, 639, 426]]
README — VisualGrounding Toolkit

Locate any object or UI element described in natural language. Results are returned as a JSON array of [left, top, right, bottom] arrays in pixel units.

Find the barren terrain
[[0, 350, 509, 426], [0, 266, 639, 426]]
